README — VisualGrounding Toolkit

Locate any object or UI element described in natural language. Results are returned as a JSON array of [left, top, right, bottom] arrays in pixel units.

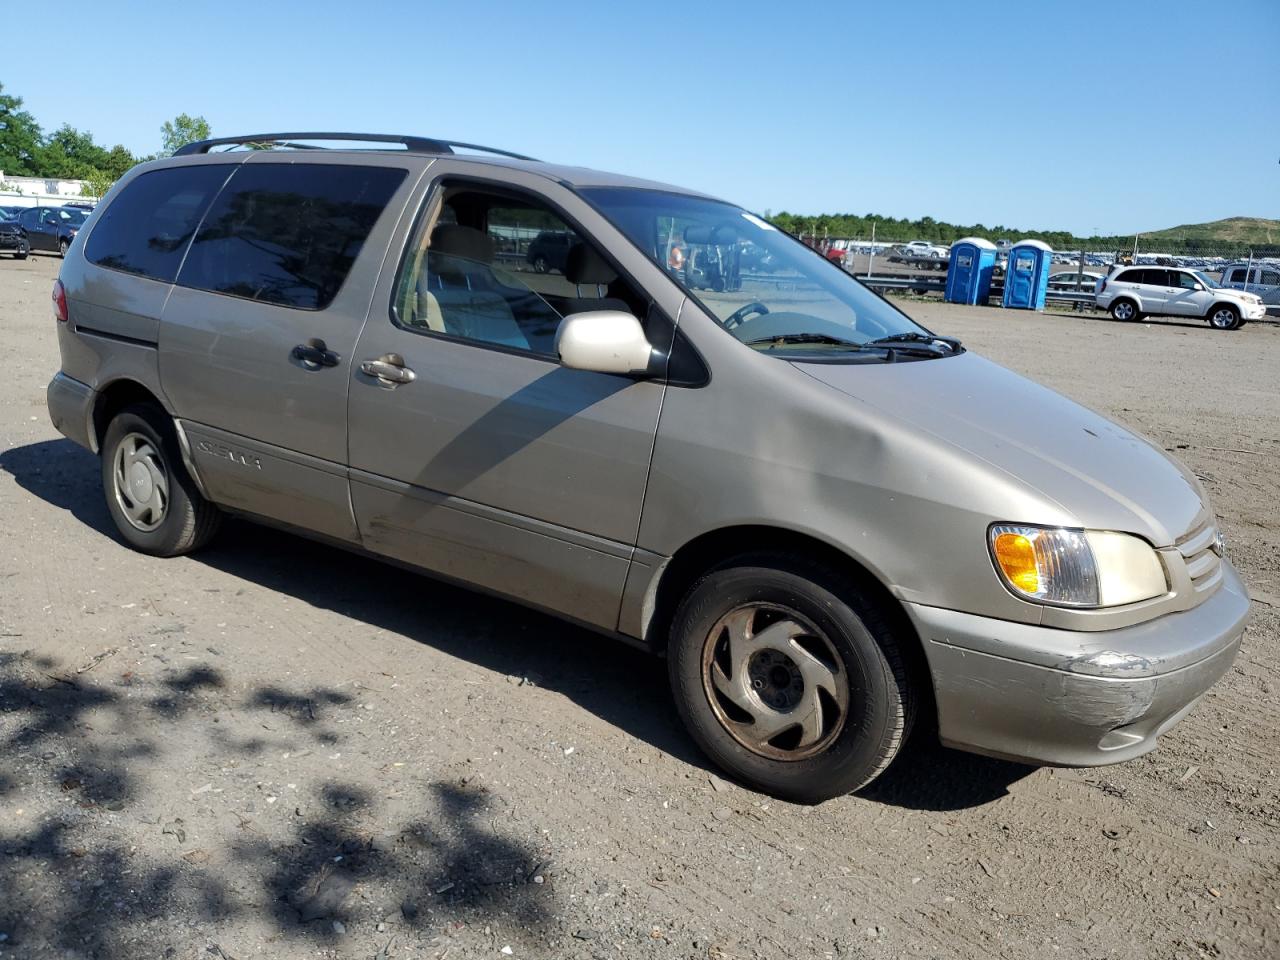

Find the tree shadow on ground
[[0, 651, 557, 958], [3, 437, 1036, 814]]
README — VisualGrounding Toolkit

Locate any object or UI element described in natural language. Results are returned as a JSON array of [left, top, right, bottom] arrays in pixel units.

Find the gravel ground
[[0, 253, 1276, 960]]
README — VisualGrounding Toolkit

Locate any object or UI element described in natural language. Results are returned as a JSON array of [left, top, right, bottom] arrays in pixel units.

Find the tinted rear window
[[176, 163, 406, 311], [1117, 269, 1145, 284], [85, 166, 229, 282]]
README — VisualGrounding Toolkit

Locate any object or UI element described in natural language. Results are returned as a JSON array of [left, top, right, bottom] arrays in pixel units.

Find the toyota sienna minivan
[[47, 132, 1250, 802]]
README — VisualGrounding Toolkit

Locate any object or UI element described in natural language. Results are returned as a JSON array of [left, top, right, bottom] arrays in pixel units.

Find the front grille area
[[1177, 521, 1223, 597]]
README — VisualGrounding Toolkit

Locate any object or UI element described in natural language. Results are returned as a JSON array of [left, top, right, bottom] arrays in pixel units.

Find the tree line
[[0, 81, 209, 197], [764, 210, 1139, 252]]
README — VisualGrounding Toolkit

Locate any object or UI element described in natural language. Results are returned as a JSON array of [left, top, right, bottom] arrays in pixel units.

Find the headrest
[[430, 224, 494, 264], [565, 242, 617, 286]]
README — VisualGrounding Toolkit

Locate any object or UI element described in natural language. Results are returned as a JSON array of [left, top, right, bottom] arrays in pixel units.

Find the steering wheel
[[724, 301, 770, 329]]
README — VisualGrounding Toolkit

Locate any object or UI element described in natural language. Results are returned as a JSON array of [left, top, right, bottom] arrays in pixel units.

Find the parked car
[[902, 240, 948, 259], [0, 216, 30, 259], [1046, 270, 1105, 292], [14, 206, 88, 257], [47, 131, 1249, 803], [1095, 266, 1266, 329], [1218, 261, 1280, 305], [525, 230, 574, 273]]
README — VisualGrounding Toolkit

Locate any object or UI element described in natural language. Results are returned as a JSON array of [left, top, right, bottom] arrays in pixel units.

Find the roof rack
[[173, 132, 537, 162]]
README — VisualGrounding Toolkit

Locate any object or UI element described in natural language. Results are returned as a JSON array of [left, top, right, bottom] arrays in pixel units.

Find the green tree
[[38, 124, 112, 180], [159, 114, 211, 157], [0, 82, 44, 176]]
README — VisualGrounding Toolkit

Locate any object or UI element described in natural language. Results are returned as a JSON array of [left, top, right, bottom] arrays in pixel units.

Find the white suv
[[1095, 266, 1266, 330]]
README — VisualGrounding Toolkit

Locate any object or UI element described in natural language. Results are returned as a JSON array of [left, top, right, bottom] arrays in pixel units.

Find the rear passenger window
[[85, 166, 228, 282], [1118, 269, 1145, 285], [177, 163, 406, 311], [1260, 270, 1280, 285]]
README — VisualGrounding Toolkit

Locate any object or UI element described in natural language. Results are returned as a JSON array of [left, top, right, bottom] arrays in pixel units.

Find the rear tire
[[1109, 298, 1139, 322], [1207, 303, 1241, 330], [667, 554, 914, 803], [101, 404, 221, 557]]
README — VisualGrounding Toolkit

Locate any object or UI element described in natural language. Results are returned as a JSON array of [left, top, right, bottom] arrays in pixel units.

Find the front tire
[[1207, 304, 1241, 330], [14, 241, 29, 260], [1109, 298, 1139, 322], [58, 238, 70, 258], [101, 404, 220, 556], [668, 555, 914, 803]]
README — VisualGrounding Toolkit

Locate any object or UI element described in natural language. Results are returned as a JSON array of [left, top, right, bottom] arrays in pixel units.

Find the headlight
[[989, 524, 1167, 608]]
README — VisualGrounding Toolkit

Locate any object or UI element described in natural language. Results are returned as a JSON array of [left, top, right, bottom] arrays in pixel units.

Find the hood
[[796, 352, 1205, 547]]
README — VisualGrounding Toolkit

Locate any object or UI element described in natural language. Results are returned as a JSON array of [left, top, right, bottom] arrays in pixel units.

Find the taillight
[[52, 279, 68, 323]]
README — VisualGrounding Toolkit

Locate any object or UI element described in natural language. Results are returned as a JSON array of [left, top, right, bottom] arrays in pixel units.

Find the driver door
[[346, 170, 670, 630], [1166, 271, 1208, 316]]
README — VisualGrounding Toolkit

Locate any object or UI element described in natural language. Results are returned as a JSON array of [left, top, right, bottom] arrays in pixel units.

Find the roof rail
[[173, 132, 538, 162]]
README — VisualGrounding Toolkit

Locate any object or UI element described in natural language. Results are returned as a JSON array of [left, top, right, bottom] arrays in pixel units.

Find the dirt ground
[[0, 252, 1276, 960]]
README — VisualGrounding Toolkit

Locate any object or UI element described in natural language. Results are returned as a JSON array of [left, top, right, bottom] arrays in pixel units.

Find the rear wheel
[[1207, 304, 1241, 330], [1109, 298, 1139, 322], [668, 555, 914, 803], [101, 404, 221, 556]]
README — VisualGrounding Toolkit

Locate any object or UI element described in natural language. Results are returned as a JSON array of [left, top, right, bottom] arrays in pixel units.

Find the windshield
[[1191, 270, 1220, 289], [578, 187, 934, 354]]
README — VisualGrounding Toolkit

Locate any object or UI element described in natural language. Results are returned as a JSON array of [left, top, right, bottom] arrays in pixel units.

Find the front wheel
[[101, 404, 221, 556], [1207, 304, 1241, 330], [668, 556, 914, 803], [531, 255, 548, 273], [58, 238, 70, 258], [13, 241, 28, 260]]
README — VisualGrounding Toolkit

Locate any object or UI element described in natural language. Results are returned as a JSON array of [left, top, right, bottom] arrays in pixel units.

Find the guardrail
[[858, 274, 1101, 306]]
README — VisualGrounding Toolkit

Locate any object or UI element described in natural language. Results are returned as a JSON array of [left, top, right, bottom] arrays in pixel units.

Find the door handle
[[360, 354, 416, 385], [292, 338, 341, 368]]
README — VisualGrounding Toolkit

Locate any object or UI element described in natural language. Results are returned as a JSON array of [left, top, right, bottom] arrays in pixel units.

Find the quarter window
[[85, 166, 229, 282], [177, 163, 406, 311]]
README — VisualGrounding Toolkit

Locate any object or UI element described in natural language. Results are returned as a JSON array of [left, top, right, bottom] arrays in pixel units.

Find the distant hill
[[1140, 217, 1280, 244]]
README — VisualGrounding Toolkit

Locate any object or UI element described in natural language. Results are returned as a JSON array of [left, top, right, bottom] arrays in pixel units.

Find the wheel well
[[648, 525, 935, 720], [92, 380, 163, 449], [1206, 300, 1239, 317]]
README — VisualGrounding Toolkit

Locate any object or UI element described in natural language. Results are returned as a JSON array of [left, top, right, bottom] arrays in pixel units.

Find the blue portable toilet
[[945, 237, 997, 304], [1002, 239, 1053, 310]]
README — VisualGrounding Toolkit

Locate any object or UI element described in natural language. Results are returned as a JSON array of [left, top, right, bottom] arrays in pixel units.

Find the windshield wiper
[[745, 333, 868, 349], [864, 332, 962, 352]]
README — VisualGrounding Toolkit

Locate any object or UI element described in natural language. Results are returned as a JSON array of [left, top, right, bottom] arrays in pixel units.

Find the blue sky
[[8, 0, 1278, 235]]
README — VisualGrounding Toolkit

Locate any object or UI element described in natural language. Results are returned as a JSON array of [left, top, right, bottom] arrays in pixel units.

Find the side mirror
[[556, 310, 654, 375], [1191, 283, 1204, 291]]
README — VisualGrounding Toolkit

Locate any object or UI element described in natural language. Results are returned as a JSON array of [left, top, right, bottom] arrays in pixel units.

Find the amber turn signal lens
[[993, 531, 1040, 594]]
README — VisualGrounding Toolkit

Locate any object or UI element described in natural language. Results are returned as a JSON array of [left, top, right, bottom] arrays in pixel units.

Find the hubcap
[[1115, 302, 1134, 320], [700, 603, 849, 761], [1212, 309, 1234, 328], [112, 432, 169, 532]]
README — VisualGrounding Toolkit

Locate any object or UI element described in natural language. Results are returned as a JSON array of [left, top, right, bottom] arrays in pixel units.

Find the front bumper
[[1243, 302, 1267, 320], [47, 371, 97, 452], [906, 563, 1250, 766], [0, 233, 23, 250]]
